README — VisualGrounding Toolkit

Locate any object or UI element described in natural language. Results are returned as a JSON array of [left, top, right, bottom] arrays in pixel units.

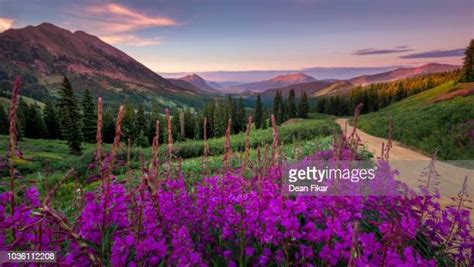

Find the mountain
[[312, 81, 354, 97], [349, 63, 460, 86], [0, 23, 211, 108], [206, 80, 222, 89], [232, 73, 317, 92], [207, 81, 244, 92], [260, 81, 332, 98], [178, 74, 218, 93], [168, 78, 209, 94]]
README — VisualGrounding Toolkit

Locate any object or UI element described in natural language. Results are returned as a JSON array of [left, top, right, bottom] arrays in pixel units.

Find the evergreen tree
[[136, 105, 148, 136], [273, 91, 282, 124], [122, 103, 136, 143], [254, 94, 263, 129], [278, 97, 286, 124], [16, 98, 29, 138], [237, 97, 246, 132], [58, 77, 82, 154], [171, 111, 182, 141], [460, 39, 474, 82], [184, 109, 195, 139], [203, 102, 215, 137], [25, 104, 47, 138], [103, 107, 116, 144], [298, 92, 309, 118], [136, 130, 149, 147], [287, 89, 297, 118], [43, 100, 59, 139], [0, 106, 7, 134], [81, 89, 96, 143], [134, 105, 149, 147], [213, 100, 226, 137]]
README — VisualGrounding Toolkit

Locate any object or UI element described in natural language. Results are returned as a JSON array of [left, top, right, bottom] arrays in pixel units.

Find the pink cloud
[[100, 34, 164, 46], [84, 3, 177, 34], [0, 17, 14, 32], [67, 3, 177, 46]]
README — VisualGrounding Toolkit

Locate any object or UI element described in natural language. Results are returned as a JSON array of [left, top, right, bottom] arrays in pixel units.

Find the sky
[[0, 0, 472, 81]]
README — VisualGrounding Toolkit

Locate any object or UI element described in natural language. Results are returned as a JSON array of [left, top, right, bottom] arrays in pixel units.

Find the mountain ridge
[[230, 72, 316, 92], [349, 63, 460, 86], [251, 63, 460, 100], [178, 74, 218, 93], [0, 22, 210, 107]]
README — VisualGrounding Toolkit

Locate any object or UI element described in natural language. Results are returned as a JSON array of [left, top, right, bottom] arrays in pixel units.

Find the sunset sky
[[0, 0, 472, 81]]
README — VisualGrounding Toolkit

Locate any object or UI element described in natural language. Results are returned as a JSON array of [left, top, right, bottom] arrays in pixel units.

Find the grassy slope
[[0, 96, 45, 109], [358, 81, 474, 160]]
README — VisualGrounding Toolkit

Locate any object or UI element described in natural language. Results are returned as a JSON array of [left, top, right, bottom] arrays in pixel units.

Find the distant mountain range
[[0, 23, 212, 107], [229, 73, 317, 93]]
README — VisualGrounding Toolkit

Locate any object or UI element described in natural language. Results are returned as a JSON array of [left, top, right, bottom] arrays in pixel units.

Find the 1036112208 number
[[0, 251, 57, 263]]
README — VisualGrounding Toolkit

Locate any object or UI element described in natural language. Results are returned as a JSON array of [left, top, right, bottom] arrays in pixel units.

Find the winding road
[[336, 118, 474, 224]]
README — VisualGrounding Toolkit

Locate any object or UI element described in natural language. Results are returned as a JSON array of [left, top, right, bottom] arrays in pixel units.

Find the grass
[[0, 95, 45, 108], [1, 116, 338, 218], [358, 81, 474, 160], [0, 116, 337, 176]]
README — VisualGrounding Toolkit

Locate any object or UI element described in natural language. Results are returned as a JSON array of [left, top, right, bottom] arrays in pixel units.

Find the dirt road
[[336, 118, 474, 223], [336, 118, 433, 161]]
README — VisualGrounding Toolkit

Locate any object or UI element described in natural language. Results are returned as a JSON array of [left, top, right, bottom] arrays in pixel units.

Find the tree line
[[265, 89, 309, 126], [315, 70, 461, 116], [0, 77, 256, 153]]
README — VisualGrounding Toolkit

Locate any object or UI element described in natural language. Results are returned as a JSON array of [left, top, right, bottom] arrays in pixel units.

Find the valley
[[0, 3, 472, 263]]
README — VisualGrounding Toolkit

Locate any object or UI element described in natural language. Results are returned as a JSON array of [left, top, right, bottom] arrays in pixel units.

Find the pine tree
[[122, 103, 136, 143], [298, 92, 309, 118], [273, 91, 282, 124], [16, 98, 29, 138], [43, 100, 59, 139], [279, 97, 286, 124], [58, 77, 82, 154], [103, 107, 116, 143], [203, 102, 215, 137], [213, 100, 226, 137], [254, 94, 263, 129], [0, 106, 7, 134], [184, 109, 195, 139], [460, 39, 474, 82], [171, 111, 182, 141], [25, 104, 47, 138], [81, 89, 96, 143], [237, 97, 246, 132], [287, 89, 297, 118], [136, 105, 148, 136], [136, 130, 149, 147]]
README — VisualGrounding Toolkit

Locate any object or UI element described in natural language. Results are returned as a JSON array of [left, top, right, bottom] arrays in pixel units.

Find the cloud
[[65, 3, 177, 46], [83, 3, 177, 34], [0, 17, 14, 32], [352, 47, 413, 56], [400, 49, 464, 59], [100, 34, 164, 46]]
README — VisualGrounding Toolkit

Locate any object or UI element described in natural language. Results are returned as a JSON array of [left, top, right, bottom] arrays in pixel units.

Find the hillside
[[0, 23, 211, 108], [358, 81, 474, 160], [178, 74, 218, 93], [349, 63, 460, 86], [260, 80, 332, 98], [312, 81, 354, 97], [232, 73, 316, 92]]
